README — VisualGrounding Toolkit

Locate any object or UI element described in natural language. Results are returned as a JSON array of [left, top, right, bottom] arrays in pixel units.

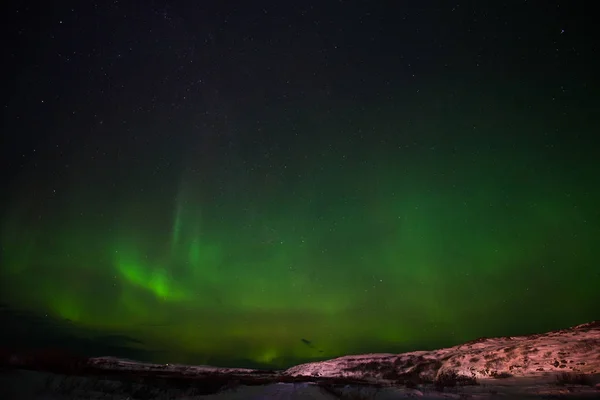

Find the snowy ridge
[[1, 321, 599, 399], [285, 321, 600, 382], [88, 356, 258, 375]]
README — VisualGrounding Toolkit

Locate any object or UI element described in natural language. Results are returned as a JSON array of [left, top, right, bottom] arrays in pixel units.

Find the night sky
[[2, 1, 599, 368]]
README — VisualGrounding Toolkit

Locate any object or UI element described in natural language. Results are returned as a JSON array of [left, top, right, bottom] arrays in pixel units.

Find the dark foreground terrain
[[1, 321, 599, 399]]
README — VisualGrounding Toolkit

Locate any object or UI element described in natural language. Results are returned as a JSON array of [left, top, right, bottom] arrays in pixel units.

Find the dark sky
[[2, 0, 599, 368]]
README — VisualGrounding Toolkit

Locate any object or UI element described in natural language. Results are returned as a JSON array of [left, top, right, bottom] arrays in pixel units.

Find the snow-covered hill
[[286, 321, 600, 384], [1, 321, 599, 399]]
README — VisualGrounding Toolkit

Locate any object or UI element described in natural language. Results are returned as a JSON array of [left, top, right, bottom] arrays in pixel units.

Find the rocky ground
[[1, 321, 599, 399]]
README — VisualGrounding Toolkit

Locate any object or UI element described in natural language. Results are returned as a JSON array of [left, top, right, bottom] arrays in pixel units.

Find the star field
[[1, 1, 599, 368]]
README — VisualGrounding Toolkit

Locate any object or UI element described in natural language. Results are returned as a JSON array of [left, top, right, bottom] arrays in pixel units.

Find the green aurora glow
[[2, 109, 599, 367], [2, 1, 599, 369]]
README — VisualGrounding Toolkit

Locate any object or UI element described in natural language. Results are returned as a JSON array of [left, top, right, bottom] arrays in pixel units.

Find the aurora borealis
[[2, 1, 599, 368]]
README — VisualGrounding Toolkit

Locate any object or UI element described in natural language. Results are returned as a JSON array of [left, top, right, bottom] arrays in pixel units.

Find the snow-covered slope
[[285, 321, 600, 384], [88, 356, 260, 375], [1, 321, 599, 399]]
